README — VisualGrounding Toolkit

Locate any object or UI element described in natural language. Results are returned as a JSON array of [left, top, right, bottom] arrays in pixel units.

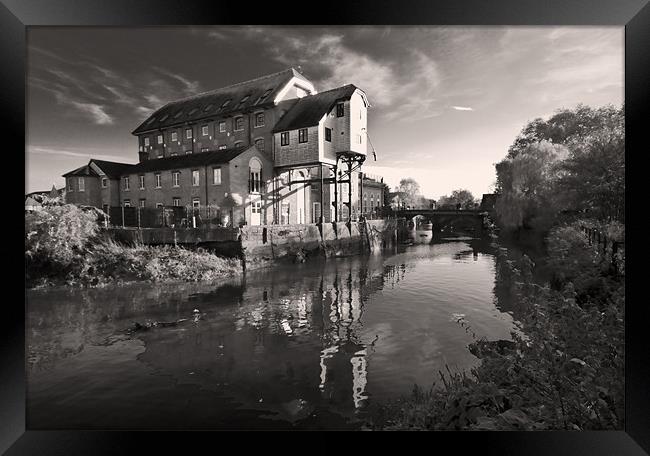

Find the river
[[26, 238, 522, 429]]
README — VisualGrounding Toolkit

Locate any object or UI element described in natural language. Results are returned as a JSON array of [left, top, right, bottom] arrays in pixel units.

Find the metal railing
[[101, 205, 234, 229]]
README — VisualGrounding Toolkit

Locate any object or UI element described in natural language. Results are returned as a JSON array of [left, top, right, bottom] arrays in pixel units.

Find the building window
[[101, 177, 108, 188], [280, 132, 289, 146], [68, 178, 74, 192], [281, 202, 289, 225], [172, 171, 180, 187], [298, 128, 308, 143], [213, 167, 222, 185], [192, 198, 200, 208], [192, 170, 200, 186], [357, 134, 362, 144], [144, 137, 150, 147], [254, 138, 265, 153], [173, 197, 181, 207], [139, 175, 145, 189], [155, 173, 162, 188], [218, 145, 227, 150], [201, 147, 209, 152], [249, 158, 262, 194], [219, 121, 226, 133], [123, 176, 130, 191], [123, 199, 131, 207], [139, 199, 146, 208], [171, 131, 178, 142], [325, 127, 332, 142], [185, 128, 192, 139], [156, 203, 163, 208], [254, 112, 265, 127], [157, 134, 163, 144], [336, 103, 344, 117], [202, 125, 209, 136], [256, 88, 273, 105], [102, 204, 109, 214], [234, 116, 244, 131], [78, 177, 85, 192]]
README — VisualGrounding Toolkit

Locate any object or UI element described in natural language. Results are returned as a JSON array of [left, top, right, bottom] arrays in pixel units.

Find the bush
[[25, 205, 242, 288]]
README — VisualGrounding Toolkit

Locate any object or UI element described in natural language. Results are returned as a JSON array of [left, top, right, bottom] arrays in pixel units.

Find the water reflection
[[27, 239, 519, 429]]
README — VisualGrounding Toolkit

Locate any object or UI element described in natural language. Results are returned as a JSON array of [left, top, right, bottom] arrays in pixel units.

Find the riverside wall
[[105, 218, 409, 267]]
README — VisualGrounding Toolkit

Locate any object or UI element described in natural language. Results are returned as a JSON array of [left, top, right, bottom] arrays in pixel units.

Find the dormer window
[[256, 89, 273, 104], [220, 99, 231, 109], [159, 114, 169, 122], [203, 104, 214, 112], [238, 95, 250, 106], [173, 110, 183, 119], [188, 107, 199, 116]]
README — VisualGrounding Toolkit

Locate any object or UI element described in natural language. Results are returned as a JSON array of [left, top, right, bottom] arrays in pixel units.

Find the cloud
[[452, 106, 474, 111], [28, 146, 131, 163], [68, 101, 114, 125]]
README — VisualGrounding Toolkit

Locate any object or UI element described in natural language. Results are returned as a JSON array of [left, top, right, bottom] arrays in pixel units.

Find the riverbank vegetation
[[371, 104, 625, 430], [25, 201, 241, 288]]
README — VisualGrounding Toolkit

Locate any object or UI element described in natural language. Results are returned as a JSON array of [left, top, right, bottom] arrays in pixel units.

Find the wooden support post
[[347, 159, 353, 222], [333, 165, 338, 223], [320, 163, 324, 223], [121, 205, 125, 228]]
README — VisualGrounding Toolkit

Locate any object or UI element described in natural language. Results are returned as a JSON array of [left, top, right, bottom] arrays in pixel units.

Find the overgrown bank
[[369, 222, 624, 430], [25, 203, 241, 289]]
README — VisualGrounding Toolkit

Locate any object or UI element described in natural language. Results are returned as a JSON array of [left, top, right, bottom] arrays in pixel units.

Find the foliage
[[25, 204, 242, 288], [25, 204, 102, 283], [438, 189, 479, 210], [494, 104, 624, 233], [375, 227, 624, 431], [396, 178, 423, 208]]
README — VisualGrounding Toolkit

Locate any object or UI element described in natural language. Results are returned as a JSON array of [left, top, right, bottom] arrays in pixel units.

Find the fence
[[102, 205, 234, 229], [580, 225, 625, 275]]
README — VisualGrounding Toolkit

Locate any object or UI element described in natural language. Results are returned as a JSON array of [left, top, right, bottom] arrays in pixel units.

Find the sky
[[26, 26, 623, 200]]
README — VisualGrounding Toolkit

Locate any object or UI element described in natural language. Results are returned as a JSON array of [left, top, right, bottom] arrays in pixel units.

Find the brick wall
[[65, 176, 101, 207]]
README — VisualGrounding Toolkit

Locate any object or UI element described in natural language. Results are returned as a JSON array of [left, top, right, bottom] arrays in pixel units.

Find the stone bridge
[[392, 209, 488, 235]]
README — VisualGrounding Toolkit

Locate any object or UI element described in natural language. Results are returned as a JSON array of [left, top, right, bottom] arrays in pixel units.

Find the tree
[[396, 178, 422, 208], [495, 104, 624, 233], [380, 182, 391, 208], [438, 189, 478, 210]]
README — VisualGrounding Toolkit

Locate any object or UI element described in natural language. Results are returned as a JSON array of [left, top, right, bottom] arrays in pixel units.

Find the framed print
[[3, 0, 649, 453]]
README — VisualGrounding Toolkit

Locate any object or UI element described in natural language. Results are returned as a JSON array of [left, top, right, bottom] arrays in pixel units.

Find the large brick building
[[63, 68, 379, 226]]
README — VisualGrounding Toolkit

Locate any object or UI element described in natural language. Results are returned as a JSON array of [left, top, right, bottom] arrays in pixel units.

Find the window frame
[[201, 125, 209, 136], [192, 198, 200, 208], [254, 112, 265, 128], [157, 134, 163, 144], [213, 167, 222, 185], [139, 199, 146, 208], [78, 177, 85, 192], [298, 128, 308, 143], [144, 137, 150, 147], [139, 175, 145, 190], [192, 170, 200, 187], [67, 178, 74, 192], [234, 116, 244, 131], [325, 127, 332, 142], [172, 197, 181, 207], [280, 132, 289, 146], [171, 131, 178, 142], [155, 173, 162, 188], [185, 128, 192, 139], [123, 199, 131, 207], [172, 171, 181, 187], [101, 177, 108, 188], [336, 103, 345, 117], [219, 121, 226, 133], [254, 138, 265, 153]]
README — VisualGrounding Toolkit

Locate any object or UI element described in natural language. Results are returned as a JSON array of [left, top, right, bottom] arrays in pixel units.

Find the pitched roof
[[124, 147, 251, 175], [62, 163, 98, 178], [132, 68, 312, 135], [272, 85, 359, 132], [91, 160, 134, 179]]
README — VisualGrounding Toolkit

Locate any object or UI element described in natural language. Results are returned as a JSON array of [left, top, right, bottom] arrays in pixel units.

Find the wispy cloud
[[69, 101, 113, 125], [28, 146, 131, 163], [452, 106, 474, 111]]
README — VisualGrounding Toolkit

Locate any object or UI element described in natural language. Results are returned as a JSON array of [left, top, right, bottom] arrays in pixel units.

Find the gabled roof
[[124, 147, 252, 175], [62, 163, 98, 178], [272, 85, 360, 133], [62, 160, 134, 178], [132, 68, 312, 135], [91, 160, 134, 179]]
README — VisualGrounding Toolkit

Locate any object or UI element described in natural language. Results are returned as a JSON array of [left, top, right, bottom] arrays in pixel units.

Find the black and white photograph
[[22, 22, 628, 434]]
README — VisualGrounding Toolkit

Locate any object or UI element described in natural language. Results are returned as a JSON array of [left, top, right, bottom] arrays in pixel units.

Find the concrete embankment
[[105, 219, 409, 267]]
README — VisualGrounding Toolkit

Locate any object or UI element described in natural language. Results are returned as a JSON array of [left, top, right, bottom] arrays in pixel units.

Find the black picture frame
[[4, 0, 648, 453]]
